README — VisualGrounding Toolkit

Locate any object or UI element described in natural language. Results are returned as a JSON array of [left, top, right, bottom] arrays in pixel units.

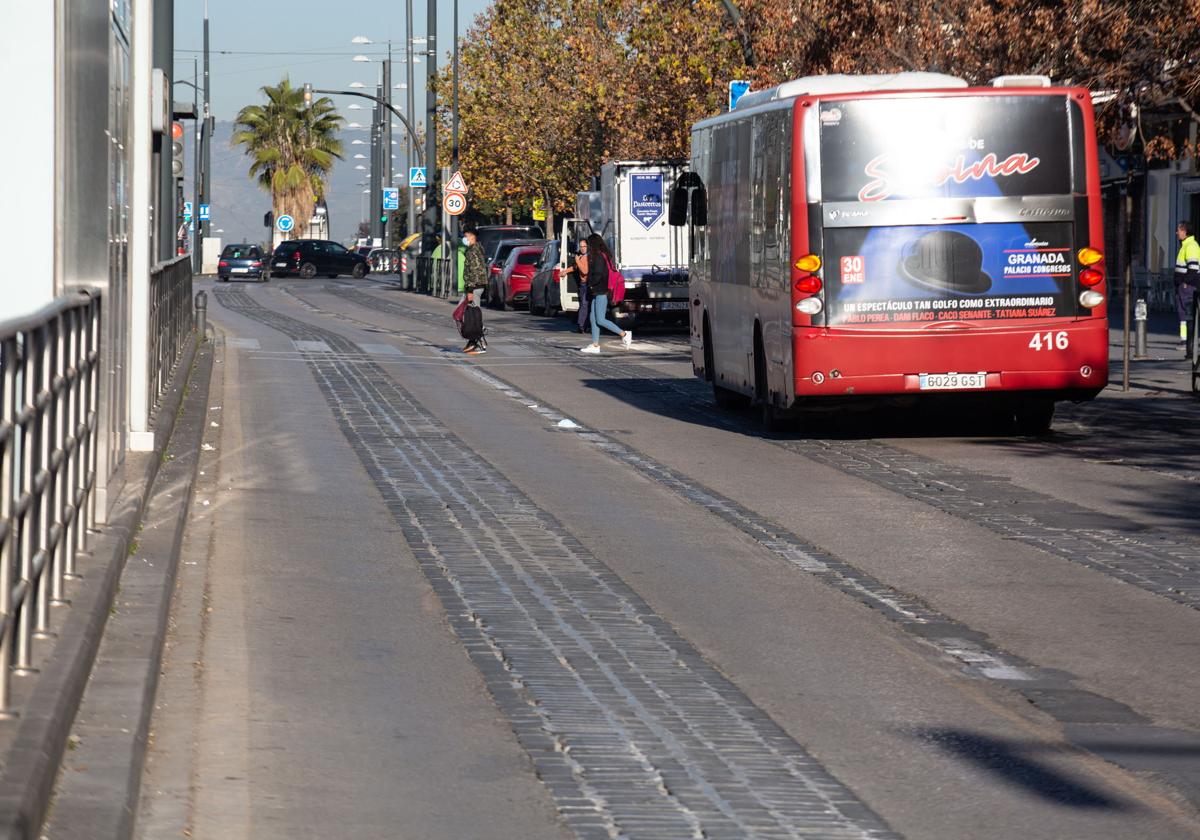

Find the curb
[[43, 339, 214, 839], [0, 335, 206, 840]]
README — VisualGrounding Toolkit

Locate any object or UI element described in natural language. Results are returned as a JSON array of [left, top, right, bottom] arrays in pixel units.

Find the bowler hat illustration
[[899, 230, 992, 294]]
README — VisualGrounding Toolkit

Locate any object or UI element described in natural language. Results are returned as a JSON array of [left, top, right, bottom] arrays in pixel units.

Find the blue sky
[[174, 0, 491, 122], [174, 0, 492, 240]]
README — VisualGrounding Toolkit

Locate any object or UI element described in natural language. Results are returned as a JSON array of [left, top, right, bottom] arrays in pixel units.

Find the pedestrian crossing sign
[[409, 167, 427, 188]]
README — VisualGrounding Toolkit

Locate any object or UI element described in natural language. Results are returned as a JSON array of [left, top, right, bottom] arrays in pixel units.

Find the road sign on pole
[[408, 167, 427, 188], [443, 191, 467, 216], [728, 80, 751, 112], [445, 170, 468, 193], [382, 187, 400, 211], [183, 201, 193, 220], [199, 203, 211, 221], [277, 214, 295, 233]]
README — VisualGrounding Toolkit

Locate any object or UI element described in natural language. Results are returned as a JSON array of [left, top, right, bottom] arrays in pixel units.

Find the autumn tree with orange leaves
[[449, 0, 744, 225], [736, 0, 1200, 158], [451, 0, 1199, 222]]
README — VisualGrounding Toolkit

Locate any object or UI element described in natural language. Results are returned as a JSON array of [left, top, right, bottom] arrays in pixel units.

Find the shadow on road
[[913, 729, 1129, 810]]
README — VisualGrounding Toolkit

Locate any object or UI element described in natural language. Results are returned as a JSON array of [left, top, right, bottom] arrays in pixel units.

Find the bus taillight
[[795, 275, 822, 294], [1077, 247, 1103, 266], [1079, 268, 1103, 287], [794, 254, 822, 272]]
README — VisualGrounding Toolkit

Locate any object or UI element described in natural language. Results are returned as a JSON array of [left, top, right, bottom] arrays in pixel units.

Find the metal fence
[[0, 291, 101, 716], [148, 256, 193, 413], [417, 256, 458, 300]]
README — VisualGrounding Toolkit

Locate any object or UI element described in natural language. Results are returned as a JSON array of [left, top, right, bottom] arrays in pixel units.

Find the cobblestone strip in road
[[318, 287, 1200, 612], [214, 287, 897, 840]]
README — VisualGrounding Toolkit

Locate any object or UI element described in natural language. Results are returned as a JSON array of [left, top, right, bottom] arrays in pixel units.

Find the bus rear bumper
[[792, 323, 1109, 400]]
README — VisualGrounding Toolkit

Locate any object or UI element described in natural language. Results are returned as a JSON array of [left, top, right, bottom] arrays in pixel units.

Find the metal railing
[[417, 256, 457, 300], [148, 256, 193, 412], [1110, 269, 1176, 313], [0, 291, 100, 716]]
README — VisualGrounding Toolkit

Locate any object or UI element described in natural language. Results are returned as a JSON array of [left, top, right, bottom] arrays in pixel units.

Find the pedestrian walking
[[462, 228, 487, 303], [457, 228, 489, 353], [564, 238, 591, 333], [579, 233, 632, 354], [1176, 221, 1200, 347]]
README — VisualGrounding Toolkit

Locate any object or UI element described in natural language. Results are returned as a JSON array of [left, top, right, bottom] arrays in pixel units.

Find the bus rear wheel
[[753, 331, 788, 433], [1013, 398, 1054, 435]]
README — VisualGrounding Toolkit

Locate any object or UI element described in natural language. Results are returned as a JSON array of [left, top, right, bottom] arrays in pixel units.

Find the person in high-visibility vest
[[1176, 220, 1200, 344]]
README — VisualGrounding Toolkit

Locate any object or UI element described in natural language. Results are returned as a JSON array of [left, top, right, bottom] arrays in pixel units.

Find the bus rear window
[[818, 96, 1074, 203]]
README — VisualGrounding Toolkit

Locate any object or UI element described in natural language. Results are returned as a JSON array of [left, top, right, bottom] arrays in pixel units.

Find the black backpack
[[461, 304, 484, 340]]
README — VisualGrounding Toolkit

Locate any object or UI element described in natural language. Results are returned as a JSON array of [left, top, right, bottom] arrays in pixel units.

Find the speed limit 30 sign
[[443, 191, 467, 216]]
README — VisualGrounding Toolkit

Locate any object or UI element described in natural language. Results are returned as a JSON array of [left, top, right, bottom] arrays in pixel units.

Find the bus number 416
[[1029, 331, 1069, 351]]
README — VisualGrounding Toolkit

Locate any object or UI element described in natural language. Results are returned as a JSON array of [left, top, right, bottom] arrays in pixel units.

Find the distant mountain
[[187, 120, 402, 245]]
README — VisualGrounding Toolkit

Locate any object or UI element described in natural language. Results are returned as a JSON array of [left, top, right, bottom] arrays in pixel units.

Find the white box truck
[[563, 161, 691, 327]]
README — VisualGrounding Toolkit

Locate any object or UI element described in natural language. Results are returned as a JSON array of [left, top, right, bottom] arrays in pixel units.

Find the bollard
[[1134, 298, 1147, 359], [195, 290, 208, 342]]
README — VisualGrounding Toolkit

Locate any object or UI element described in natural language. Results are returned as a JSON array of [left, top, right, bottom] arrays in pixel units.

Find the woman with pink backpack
[[579, 233, 632, 354]]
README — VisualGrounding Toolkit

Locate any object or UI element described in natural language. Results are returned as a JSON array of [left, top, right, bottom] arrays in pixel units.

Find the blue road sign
[[183, 201, 193, 220], [382, 187, 400, 210], [199, 203, 211, 221], [728, 80, 751, 112], [408, 167, 427, 188], [277, 214, 295, 232]]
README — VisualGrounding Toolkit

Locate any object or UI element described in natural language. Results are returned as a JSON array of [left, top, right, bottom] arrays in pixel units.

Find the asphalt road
[[136, 275, 1200, 840]]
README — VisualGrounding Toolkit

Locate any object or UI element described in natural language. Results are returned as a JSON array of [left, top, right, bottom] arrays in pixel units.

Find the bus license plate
[[919, 372, 987, 390], [660, 301, 688, 311]]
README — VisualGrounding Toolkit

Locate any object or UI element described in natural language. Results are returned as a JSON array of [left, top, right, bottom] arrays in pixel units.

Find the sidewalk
[[1105, 309, 1194, 398]]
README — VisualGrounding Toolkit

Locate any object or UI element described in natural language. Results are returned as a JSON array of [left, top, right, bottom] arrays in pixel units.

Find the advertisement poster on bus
[[818, 94, 1082, 325], [824, 222, 1077, 325]]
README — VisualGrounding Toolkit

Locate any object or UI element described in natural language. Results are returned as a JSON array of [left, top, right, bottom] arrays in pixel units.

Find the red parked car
[[491, 241, 549, 310]]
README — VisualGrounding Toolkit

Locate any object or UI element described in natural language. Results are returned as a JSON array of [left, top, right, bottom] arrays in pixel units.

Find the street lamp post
[[172, 60, 202, 272], [201, 0, 211, 261], [423, 0, 438, 293], [406, 0, 416, 288], [451, 0, 460, 249]]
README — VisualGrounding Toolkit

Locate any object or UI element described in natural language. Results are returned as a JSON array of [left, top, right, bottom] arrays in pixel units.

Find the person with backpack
[[456, 228, 489, 353], [462, 228, 487, 301], [579, 233, 631, 354]]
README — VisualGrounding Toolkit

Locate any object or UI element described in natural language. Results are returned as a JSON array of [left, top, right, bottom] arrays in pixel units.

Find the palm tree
[[232, 78, 344, 234]]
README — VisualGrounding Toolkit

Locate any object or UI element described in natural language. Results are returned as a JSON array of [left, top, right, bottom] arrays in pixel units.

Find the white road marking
[[226, 337, 260, 350], [292, 340, 332, 352], [358, 343, 404, 356]]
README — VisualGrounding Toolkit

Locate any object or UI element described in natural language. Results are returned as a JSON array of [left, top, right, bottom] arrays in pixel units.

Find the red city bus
[[671, 73, 1108, 432]]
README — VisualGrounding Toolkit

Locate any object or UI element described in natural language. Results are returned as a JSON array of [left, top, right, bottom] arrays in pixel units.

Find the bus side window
[[763, 113, 783, 287], [750, 116, 766, 281]]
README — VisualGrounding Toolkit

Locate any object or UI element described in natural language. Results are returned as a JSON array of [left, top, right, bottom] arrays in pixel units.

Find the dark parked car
[[475, 224, 544, 268], [528, 240, 562, 316], [271, 239, 369, 279], [217, 244, 266, 282], [492, 242, 550, 310]]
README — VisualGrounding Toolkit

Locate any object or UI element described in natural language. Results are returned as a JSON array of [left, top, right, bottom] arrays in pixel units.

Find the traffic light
[[264, 210, 274, 228], [380, 212, 389, 224], [170, 121, 184, 176]]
